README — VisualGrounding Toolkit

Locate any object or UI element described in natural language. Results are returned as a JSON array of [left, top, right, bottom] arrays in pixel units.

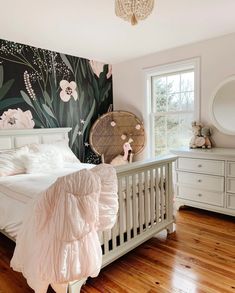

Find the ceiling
[[0, 0, 235, 64]]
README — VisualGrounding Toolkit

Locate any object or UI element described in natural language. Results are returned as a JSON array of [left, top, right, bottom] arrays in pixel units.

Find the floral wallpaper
[[0, 39, 113, 163]]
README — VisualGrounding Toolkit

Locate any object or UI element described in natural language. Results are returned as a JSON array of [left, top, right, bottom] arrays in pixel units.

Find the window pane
[[154, 112, 194, 156], [156, 95, 167, 112], [152, 77, 167, 112], [181, 71, 194, 92], [181, 92, 194, 111], [153, 77, 166, 94], [178, 113, 194, 147], [167, 115, 179, 148], [154, 116, 166, 156], [167, 74, 180, 94], [188, 92, 194, 111], [168, 93, 180, 111]]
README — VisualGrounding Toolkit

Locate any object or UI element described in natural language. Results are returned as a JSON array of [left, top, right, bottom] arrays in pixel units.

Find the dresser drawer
[[227, 194, 235, 210], [227, 161, 235, 177], [226, 178, 235, 193], [177, 186, 224, 207], [177, 172, 224, 192], [177, 157, 224, 176]]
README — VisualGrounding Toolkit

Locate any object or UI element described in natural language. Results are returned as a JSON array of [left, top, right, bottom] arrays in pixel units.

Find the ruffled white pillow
[[52, 140, 80, 163], [29, 140, 80, 163], [23, 146, 64, 174], [0, 146, 29, 177]]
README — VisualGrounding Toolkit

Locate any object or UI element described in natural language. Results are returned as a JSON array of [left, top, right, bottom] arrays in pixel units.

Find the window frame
[[144, 58, 200, 158]]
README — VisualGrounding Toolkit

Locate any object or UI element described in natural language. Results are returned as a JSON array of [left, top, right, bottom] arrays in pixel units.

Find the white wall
[[113, 32, 235, 158]]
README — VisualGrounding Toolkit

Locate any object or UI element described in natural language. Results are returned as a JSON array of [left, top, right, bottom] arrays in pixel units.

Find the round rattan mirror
[[89, 111, 146, 163]]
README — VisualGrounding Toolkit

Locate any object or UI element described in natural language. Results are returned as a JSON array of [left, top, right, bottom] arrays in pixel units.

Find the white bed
[[0, 128, 176, 293]]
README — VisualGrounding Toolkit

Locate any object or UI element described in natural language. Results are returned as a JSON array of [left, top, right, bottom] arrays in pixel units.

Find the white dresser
[[172, 147, 235, 216]]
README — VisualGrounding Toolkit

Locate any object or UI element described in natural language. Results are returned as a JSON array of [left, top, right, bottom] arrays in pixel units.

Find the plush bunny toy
[[189, 121, 204, 148], [201, 126, 212, 149]]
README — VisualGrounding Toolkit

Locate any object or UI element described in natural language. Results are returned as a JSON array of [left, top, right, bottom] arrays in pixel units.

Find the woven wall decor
[[89, 110, 146, 163]]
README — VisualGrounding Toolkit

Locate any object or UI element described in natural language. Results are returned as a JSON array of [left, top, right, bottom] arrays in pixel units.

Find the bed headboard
[[0, 128, 72, 150]]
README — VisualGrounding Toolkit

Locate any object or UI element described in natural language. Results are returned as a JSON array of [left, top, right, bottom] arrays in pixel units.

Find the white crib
[[70, 156, 176, 292]]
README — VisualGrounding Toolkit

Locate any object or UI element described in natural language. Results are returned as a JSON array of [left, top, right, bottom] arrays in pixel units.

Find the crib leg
[[166, 223, 175, 234], [68, 278, 87, 293]]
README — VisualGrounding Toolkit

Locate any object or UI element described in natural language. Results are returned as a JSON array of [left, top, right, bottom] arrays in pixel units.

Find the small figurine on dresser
[[189, 121, 212, 149]]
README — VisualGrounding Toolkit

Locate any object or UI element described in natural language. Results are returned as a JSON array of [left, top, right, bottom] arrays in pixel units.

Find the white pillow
[[23, 146, 64, 174], [29, 140, 80, 163], [0, 146, 29, 177], [52, 140, 80, 163]]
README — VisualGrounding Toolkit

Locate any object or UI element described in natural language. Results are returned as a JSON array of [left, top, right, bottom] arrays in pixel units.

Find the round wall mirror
[[210, 76, 235, 135]]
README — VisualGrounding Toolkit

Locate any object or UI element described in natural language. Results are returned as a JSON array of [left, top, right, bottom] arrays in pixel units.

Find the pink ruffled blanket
[[10, 164, 118, 293]]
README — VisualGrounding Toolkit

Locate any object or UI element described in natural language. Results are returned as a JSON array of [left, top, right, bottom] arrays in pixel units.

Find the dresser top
[[171, 147, 235, 160]]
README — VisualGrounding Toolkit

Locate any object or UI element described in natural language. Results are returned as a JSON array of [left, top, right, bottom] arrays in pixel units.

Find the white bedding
[[0, 162, 94, 238], [0, 162, 166, 241]]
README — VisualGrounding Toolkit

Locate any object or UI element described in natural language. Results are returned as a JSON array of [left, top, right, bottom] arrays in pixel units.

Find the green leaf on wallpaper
[[0, 65, 3, 88], [0, 97, 23, 110], [80, 61, 87, 79], [42, 104, 56, 119], [20, 90, 34, 107], [71, 124, 79, 147], [80, 91, 85, 109], [60, 54, 74, 74], [99, 70, 106, 89], [33, 118, 44, 128], [100, 83, 111, 102], [93, 78, 99, 100], [0, 79, 15, 100], [83, 99, 96, 132], [87, 85, 94, 100], [43, 91, 52, 107]]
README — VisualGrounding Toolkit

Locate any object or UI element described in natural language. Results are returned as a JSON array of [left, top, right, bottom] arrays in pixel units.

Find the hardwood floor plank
[[134, 244, 234, 292], [0, 207, 234, 293], [166, 225, 235, 257]]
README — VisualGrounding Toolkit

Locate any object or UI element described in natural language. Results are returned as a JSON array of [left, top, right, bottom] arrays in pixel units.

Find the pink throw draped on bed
[[10, 164, 118, 293]]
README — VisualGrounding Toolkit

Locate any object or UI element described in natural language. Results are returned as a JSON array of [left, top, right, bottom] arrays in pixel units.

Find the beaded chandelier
[[115, 0, 155, 25]]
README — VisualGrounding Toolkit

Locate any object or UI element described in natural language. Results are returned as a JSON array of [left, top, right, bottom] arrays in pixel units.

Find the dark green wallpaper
[[0, 39, 113, 163]]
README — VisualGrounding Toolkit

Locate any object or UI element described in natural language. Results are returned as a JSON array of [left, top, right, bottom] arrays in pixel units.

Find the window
[[147, 59, 200, 157]]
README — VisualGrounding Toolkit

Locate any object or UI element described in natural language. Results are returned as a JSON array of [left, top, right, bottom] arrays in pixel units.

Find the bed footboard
[[70, 155, 176, 293]]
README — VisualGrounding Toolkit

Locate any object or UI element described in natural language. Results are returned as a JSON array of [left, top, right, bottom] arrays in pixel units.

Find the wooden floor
[[0, 207, 234, 293]]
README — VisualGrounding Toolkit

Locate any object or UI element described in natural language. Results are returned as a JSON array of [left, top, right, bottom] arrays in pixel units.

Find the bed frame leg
[[166, 223, 175, 234], [68, 278, 87, 293]]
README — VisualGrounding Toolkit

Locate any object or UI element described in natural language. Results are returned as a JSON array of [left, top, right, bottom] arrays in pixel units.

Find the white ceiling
[[0, 0, 235, 64]]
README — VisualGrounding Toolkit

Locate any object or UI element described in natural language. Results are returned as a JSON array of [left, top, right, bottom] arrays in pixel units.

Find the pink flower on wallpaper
[[89, 60, 112, 79], [59, 80, 78, 102], [0, 108, 35, 129]]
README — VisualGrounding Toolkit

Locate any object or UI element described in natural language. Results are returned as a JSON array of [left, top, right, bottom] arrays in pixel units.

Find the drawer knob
[[198, 193, 202, 197], [198, 164, 202, 168], [198, 179, 202, 183]]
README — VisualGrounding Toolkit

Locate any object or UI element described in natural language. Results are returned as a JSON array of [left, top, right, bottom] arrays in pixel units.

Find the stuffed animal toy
[[201, 126, 212, 149], [110, 139, 133, 166], [189, 121, 204, 148], [189, 121, 213, 149]]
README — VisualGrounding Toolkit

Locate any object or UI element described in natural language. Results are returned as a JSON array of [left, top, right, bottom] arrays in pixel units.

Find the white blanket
[[0, 163, 95, 238], [0, 163, 94, 203], [0, 163, 118, 293]]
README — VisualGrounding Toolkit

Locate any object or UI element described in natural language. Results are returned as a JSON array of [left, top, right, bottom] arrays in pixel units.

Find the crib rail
[[101, 155, 176, 267]]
